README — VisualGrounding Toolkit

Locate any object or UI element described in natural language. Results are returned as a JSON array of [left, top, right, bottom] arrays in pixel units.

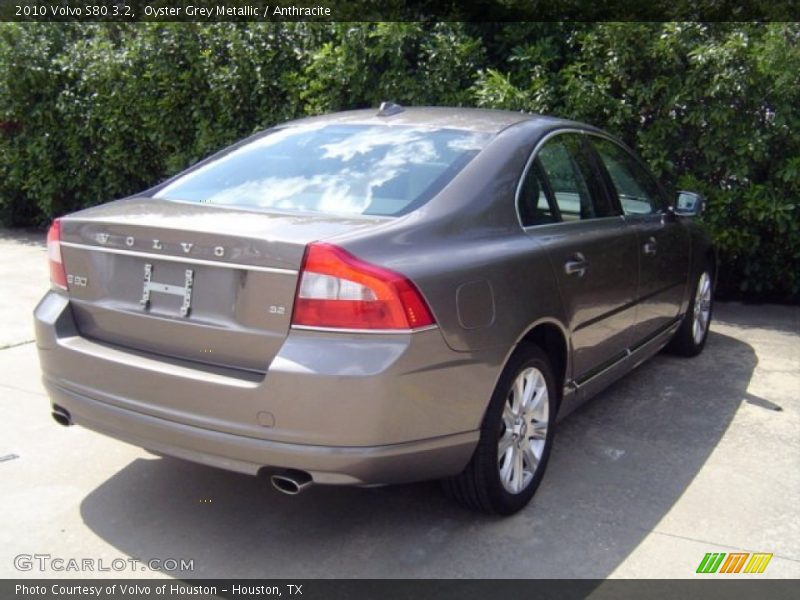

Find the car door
[[588, 136, 690, 345], [518, 132, 639, 384]]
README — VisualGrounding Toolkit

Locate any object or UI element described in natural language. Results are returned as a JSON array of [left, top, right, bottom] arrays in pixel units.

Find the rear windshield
[[154, 124, 490, 216]]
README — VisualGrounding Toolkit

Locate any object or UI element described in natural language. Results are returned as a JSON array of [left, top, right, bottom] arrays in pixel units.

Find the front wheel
[[668, 265, 713, 357], [443, 344, 557, 515]]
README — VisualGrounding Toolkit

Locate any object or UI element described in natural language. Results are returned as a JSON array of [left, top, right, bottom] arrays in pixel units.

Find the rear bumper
[[35, 291, 488, 485], [44, 378, 477, 485]]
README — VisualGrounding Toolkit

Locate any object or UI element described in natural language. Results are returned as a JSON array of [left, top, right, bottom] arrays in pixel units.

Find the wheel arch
[[478, 318, 570, 429], [480, 318, 569, 416], [705, 246, 718, 290], [517, 321, 569, 403]]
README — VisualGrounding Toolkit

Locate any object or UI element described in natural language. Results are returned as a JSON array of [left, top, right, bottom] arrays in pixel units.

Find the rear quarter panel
[[329, 121, 571, 417]]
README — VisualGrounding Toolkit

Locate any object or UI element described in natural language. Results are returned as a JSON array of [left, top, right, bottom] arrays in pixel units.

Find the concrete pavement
[[0, 228, 798, 579], [0, 228, 47, 349]]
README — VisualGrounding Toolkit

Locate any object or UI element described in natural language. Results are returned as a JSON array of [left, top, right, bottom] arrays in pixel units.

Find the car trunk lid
[[58, 197, 387, 373]]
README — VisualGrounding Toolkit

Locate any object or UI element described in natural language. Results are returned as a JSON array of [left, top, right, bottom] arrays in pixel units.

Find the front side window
[[590, 137, 666, 215], [154, 124, 490, 217]]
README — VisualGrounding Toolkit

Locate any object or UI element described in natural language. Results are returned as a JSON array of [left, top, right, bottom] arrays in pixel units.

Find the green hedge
[[1, 23, 798, 301]]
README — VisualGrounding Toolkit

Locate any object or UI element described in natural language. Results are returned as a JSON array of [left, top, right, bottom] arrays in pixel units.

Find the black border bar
[[2, 0, 800, 22], [4, 579, 800, 600]]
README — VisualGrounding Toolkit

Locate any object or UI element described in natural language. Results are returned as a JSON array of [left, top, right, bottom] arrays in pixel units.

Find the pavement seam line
[[0, 339, 34, 350], [0, 382, 47, 397], [650, 529, 800, 563]]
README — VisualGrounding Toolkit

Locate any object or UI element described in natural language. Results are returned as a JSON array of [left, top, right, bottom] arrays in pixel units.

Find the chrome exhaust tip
[[52, 405, 72, 427], [270, 469, 313, 495]]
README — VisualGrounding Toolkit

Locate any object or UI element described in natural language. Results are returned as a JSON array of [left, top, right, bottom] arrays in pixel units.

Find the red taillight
[[291, 243, 435, 331], [47, 219, 67, 290]]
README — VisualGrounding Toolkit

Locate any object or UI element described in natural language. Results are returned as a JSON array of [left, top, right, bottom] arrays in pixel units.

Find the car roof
[[280, 106, 578, 135]]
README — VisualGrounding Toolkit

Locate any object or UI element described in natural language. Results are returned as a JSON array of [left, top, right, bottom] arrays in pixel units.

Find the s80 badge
[[66, 274, 88, 287]]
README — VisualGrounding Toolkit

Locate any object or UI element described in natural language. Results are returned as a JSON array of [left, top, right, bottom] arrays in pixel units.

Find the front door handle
[[564, 253, 589, 278], [643, 237, 657, 256]]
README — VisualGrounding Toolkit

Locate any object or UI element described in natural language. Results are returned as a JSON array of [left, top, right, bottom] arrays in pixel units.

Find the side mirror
[[673, 190, 705, 217]]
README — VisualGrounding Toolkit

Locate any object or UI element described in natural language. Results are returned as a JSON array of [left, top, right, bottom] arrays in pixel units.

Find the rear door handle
[[643, 237, 657, 255], [564, 253, 588, 278]]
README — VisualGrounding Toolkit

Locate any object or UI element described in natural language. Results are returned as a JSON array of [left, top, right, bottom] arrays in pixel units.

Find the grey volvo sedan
[[35, 106, 714, 514]]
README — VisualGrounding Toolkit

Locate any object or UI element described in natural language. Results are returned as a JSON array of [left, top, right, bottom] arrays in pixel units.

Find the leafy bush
[[0, 23, 311, 222], [0, 22, 797, 301], [473, 23, 800, 299], [300, 23, 483, 113]]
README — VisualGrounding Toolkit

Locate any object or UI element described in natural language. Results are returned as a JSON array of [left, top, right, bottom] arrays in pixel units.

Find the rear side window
[[519, 133, 614, 226], [518, 162, 558, 226], [590, 137, 666, 215], [154, 124, 490, 217]]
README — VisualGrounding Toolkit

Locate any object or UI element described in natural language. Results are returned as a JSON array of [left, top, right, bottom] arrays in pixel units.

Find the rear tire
[[443, 344, 557, 515], [667, 265, 713, 357]]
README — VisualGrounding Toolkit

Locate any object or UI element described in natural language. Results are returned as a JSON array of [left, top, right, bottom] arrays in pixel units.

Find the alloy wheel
[[497, 367, 549, 494], [693, 271, 712, 344]]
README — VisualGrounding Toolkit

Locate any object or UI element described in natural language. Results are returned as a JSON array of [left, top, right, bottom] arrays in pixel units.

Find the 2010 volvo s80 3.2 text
[[35, 105, 715, 514]]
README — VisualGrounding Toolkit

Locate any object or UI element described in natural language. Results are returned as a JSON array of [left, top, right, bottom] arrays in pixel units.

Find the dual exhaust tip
[[53, 405, 312, 496], [269, 469, 313, 495], [51, 405, 72, 427]]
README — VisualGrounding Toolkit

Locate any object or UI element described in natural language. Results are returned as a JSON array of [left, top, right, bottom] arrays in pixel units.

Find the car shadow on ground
[[78, 330, 760, 578]]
